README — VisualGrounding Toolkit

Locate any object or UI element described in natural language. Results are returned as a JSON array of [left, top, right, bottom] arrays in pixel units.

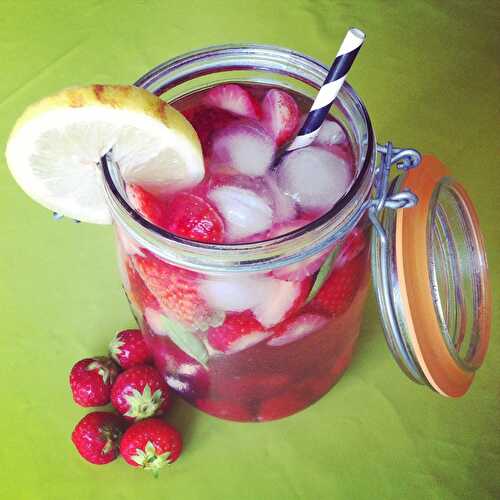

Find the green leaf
[[306, 245, 341, 303], [157, 315, 209, 367]]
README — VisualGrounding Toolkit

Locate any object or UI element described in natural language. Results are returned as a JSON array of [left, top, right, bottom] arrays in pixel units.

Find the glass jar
[[101, 44, 491, 421]]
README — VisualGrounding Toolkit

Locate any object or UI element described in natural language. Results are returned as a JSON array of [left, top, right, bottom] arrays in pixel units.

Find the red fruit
[[268, 312, 329, 347], [71, 411, 126, 465], [336, 227, 367, 266], [69, 357, 120, 407], [261, 89, 300, 146], [125, 258, 160, 311], [310, 237, 368, 316], [257, 392, 307, 421], [132, 250, 217, 329], [162, 192, 224, 243], [126, 184, 168, 229], [196, 398, 252, 422], [111, 365, 171, 421], [120, 418, 182, 474], [204, 84, 261, 119], [207, 310, 270, 353], [185, 106, 236, 155], [109, 329, 152, 369]]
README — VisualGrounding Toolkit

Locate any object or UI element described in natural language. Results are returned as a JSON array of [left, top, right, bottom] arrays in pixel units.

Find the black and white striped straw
[[287, 28, 366, 152]]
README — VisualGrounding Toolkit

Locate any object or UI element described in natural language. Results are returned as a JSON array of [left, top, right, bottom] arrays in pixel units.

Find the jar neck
[[101, 44, 376, 274]]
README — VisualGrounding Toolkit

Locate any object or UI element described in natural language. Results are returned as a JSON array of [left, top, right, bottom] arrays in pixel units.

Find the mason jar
[[101, 45, 491, 422]]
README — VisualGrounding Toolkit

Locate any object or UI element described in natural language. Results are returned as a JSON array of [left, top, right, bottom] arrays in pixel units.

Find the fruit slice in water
[[5, 84, 204, 224]]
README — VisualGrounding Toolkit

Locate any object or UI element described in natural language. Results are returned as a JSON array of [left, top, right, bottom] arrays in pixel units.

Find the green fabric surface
[[0, 1, 499, 499]]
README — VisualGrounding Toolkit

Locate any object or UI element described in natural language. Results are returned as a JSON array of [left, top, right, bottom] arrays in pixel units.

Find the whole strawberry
[[120, 418, 182, 475], [109, 329, 152, 369], [71, 411, 127, 464], [111, 365, 171, 421], [69, 357, 120, 407]]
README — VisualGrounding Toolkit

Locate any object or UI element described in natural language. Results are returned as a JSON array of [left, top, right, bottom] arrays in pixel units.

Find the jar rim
[[101, 43, 376, 273]]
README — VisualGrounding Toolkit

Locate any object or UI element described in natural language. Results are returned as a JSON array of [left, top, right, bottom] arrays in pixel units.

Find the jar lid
[[371, 155, 491, 396]]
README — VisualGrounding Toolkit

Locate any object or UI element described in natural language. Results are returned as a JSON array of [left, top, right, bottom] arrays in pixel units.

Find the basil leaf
[[306, 246, 341, 303], [157, 314, 209, 367]]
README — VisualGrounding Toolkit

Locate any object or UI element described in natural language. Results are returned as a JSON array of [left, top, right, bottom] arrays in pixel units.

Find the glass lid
[[371, 154, 491, 397]]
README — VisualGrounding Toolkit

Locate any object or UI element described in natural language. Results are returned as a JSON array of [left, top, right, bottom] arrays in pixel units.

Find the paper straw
[[287, 28, 366, 152]]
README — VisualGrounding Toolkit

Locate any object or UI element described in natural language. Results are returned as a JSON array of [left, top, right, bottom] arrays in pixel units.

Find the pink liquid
[[116, 83, 371, 421]]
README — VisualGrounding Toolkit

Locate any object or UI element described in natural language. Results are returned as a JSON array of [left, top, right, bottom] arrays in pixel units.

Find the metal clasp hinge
[[367, 142, 426, 384]]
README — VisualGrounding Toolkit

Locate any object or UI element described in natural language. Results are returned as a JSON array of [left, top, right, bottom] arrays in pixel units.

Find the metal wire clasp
[[367, 142, 425, 384]]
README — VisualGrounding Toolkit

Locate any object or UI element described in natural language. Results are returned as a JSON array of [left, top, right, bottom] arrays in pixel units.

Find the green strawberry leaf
[[157, 314, 209, 367], [306, 245, 341, 303]]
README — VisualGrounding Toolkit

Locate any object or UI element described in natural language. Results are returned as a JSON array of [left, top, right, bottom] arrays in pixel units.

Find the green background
[[0, 1, 498, 499]]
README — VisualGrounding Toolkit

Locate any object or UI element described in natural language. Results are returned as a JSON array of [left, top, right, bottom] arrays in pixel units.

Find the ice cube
[[199, 276, 262, 313], [252, 278, 301, 327], [276, 146, 352, 212], [199, 274, 300, 327], [208, 185, 273, 241], [314, 120, 346, 147], [211, 121, 275, 177], [263, 174, 296, 223]]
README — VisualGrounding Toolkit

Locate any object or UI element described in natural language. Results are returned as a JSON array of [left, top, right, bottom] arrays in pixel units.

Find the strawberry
[[184, 106, 236, 155], [207, 310, 270, 353], [204, 84, 261, 119], [111, 365, 171, 421], [126, 184, 168, 229], [261, 89, 300, 146], [120, 418, 182, 475], [257, 392, 307, 421], [267, 312, 329, 347], [69, 357, 120, 407], [336, 226, 368, 266], [125, 258, 160, 311], [162, 192, 224, 243], [310, 248, 368, 317], [109, 329, 152, 369], [132, 250, 217, 329], [196, 398, 252, 422], [71, 411, 127, 465], [309, 228, 369, 316]]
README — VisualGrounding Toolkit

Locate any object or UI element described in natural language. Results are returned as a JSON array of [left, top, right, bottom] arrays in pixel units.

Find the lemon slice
[[5, 85, 204, 223]]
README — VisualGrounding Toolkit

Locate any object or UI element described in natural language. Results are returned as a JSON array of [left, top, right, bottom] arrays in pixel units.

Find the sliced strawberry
[[336, 226, 368, 266], [310, 245, 368, 316], [204, 84, 261, 119], [196, 398, 252, 422], [257, 392, 307, 421], [162, 192, 224, 243], [207, 310, 270, 354], [126, 184, 168, 229], [132, 250, 217, 329], [184, 106, 236, 155], [125, 258, 161, 311], [267, 312, 329, 347], [261, 89, 300, 146]]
